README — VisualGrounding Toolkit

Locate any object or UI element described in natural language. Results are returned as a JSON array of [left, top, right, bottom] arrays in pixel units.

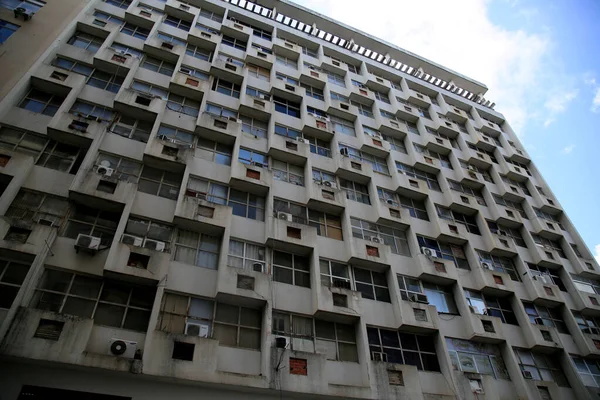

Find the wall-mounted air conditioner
[[143, 238, 165, 252], [108, 338, 137, 358], [277, 212, 293, 222]]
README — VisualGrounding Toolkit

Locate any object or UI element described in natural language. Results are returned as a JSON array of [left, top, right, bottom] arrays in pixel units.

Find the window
[[467, 143, 498, 163], [573, 357, 600, 387], [423, 282, 459, 314], [273, 251, 310, 288], [120, 23, 150, 40], [124, 217, 173, 249], [0, 20, 19, 44], [464, 290, 518, 325], [0, 258, 31, 309], [352, 218, 411, 256], [487, 221, 526, 247], [381, 134, 407, 153], [300, 45, 318, 58], [247, 64, 270, 81], [274, 124, 301, 140], [396, 275, 426, 302], [413, 144, 453, 169], [67, 31, 104, 52], [492, 194, 527, 218], [312, 169, 336, 184], [396, 163, 441, 191], [571, 275, 600, 295], [339, 144, 388, 174], [110, 116, 152, 143], [185, 177, 265, 221], [330, 91, 350, 103], [514, 349, 569, 386], [373, 90, 390, 104], [301, 83, 324, 101], [110, 42, 143, 58], [185, 44, 212, 61], [505, 158, 531, 176], [240, 115, 267, 138], [274, 96, 300, 118], [180, 65, 209, 81], [6, 189, 69, 226], [32, 269, 155, 332], [367, 327, 440, 371], [447, 338, 510, 379], [210, 77, 241, 98], [417, 236, 469, 270], [164, 15, 191, 31], [93, 10, 124, 24], [397, 194, 429, 221], [447, 180, 485, 205], [198, 8, 222, 22], [501, 175, 530, 196], [195, 138, 232, 165], [86, 70, 124, 93], [140, 56, 175, 76], [273, 160, 304, 186], [103, 0, 131, 8], [320, 259, 350, 287], [238, 148, 268, 167], [166, 93, 200, 117], [213, 303, 261, 349], [528, 264, 566, 291], [531, 234, 565, 258], [273, 199, 309, 224], [272, 311, 358, 361], [436, 206, 481, 235], [330, 115, 355, 136], [351, 100, 373, 118], [522, 302, 568, 333], [1, 0, 44, 13], [533, 208, 564, 229], [156, 32, 186, 47], [228, 240, 266, 272], [477, 251, 519, 281], [94, 153, 142, 182], [159, 293, 214, 336], [63, 204, 120, 247], [157, 125, 194, 144], [340, 179, 370, 205], [306, 106, 326, 118], [573, 312, 600, 334], [309, 211, 343, 240], [458, 160, 494, 182], [307, 136, 331, 157], [354, 268, 390, 302], [70, 100, 114, 122], [275, 54, 297, 69], [252, 26, 271, 40], [52, 57, 94, 77], [245, 87, 270, 100], [173, 229, 220, 269], [35, 140, 80, 173], [138, 166, 182, 200], [325, 71, 346, 87], [18, 88, 64, 116], [221, 34, 247, 51]]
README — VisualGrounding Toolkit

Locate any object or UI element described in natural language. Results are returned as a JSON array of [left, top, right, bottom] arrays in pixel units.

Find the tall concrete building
[[0, 1, 598, 399]]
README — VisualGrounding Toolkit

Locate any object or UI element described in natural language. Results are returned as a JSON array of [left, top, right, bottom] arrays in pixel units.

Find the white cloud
[[592, 87, 600, 113], [543, 90, 578, 127], [295, 0, 570, 135], [562, 144, 575, 154], [595, 244, 600, 264]]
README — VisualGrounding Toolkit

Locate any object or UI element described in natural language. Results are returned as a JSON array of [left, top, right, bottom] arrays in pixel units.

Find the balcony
[[483, 231, 519, 257], [571, 326, 600, 357], [146, 135, 192, 166], [271, 78, 303, 102], [174, 195, 233, 235], [479, 119, 503, 136], [336, 156, 373, 184], [349, 85, 375, 104], [125, 5, 161, 28], [407, 90, 431, 108], [266, 214, 316, 255], [472, 131, 497, 152], [300, 64, 327, 87], [114, 88, 164, 121], [465, 311, 505, 343], [239, 92, 271, 120], [416, 254, 459, 284], [504, 163, 529, 182], [272, 37, 300, 58], [143, 35, 185, 63], [0, 218, 58, 256], [471, 266, 516, 296], [506, 145, 530, 165], [395, 172, 430, 199], [69, 166, 137, 208], [229, 161, 271, 196], [307, 180, 346, 214], [523, 323, 563, 351], [302, 114, 333, 140], [188, 27, 220, 51], [327, 99, 357, 120], [360, 133, 392, 157], [529, 244, 564, 268], [346, 237, 391, 271], [196, 112, 241, 144], [267, 134, 310, 164], [93, 46, 138, 74], [445, 190, 481, 215], [245, 46, 274, 69], [455, 167, 485, 187], [399, 301, 440, 333], [320, 57, 348, 76], [464, 147, 494, 169], [374, 199, 411, 227], [366, 73, 390, 92], [221, 18, 252, 40], [436, 117, 460, 137], [523, 275, 564, 307], [210, 58, 244, 84], [170, 70, 209, 99], [165, 0, 198, 20], [47, 111, 108, 148], [395, 103, 419, 122], [530, 217, 562, 240], [434, 217, 470, 245], [489, 203, 524, 228], [443, 104, 469, 124], [378, 117, 408, 138], [571, 289, 600, 316], [423, 133, 452, 154]]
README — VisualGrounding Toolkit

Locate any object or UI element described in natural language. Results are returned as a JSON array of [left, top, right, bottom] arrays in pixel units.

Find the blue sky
[[297, 0, 600, 260]]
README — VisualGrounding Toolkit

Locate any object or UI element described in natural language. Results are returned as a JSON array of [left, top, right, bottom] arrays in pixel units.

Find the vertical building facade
[[0, 1, 598, 399]]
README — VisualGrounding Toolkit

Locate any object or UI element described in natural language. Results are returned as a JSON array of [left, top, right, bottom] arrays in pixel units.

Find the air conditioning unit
[[340, 148, 349, 156], [179, 67, 192, 75], [467, 165, 477, 171], [185, 321, 210, 338], [534, 317, 544, 325], [533, 275, 549, 284], [143, 238, 165, 252], [252, 262, 264, 272], [96, 166, 114, 177], [372, 352, 387, 362], [332, 279, 351, 290], [259, 94, 271, 101], [409, 293, 429, 304], [37, 217, 55, 227], [323, 181, 338, 189], [14, 7, 34, 21], [368, 131, 383, 139], [108, 338, 137, 358], [371, 236, 384, 244], [296, 137, 309, 144], [277, 212, 293, 222], [421, 247, 440, 259], [122, 234, 143, 247], [522, 370, 533, 379], [386, 199, 399, 207], [315, 115, 330, 122], [481, 262, 494, 271], [250, 161, 265, 168], [75, 234, 101, 251]]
